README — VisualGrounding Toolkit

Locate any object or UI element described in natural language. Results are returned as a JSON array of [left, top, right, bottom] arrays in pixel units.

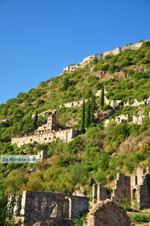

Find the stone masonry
[[92, 183, 111, 204], [11, 112, 78, 147], [84, 200, 131, 226], [112, 173, 131, 205], [15, 191, 89, 226], [63, 41, 144, 73], [93, 167, 150, 210]]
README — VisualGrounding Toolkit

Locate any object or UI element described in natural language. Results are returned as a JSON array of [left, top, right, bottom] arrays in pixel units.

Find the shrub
[[132, 213, 150, 223], [73, 214, 86, 226], [103, 104, 113, 111], [108, 64, 117, 74], [142, 41, 150, 48], [119, 59, 131, 67]]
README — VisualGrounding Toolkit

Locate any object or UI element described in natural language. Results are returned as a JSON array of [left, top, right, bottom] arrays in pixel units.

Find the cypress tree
[[90, 95, 97, 123], [85, 100, 90, 128], [81, 100, 85, 132], [33, 111, 38, 130], [19, 121, 24, 135], [100, 86, 104, 109], [63, 77, 69, 91]]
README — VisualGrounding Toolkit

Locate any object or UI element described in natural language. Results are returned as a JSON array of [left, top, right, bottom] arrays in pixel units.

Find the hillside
[[1, 40, 150, 200]]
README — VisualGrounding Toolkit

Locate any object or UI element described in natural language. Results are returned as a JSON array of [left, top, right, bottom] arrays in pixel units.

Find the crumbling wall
[[63, 41, 144, 73], [111, 173, 131, 204], [20, 191, 88, 226], [70, 196, 89, 218], [92, 168, 150, 211], [92, 183, 111, 204], [138, 174, 150, 209], [131, 167, 150, 210], [84, 201, 131, 226]]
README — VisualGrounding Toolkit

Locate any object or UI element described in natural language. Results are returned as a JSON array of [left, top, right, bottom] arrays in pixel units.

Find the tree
[[85, 100, 90, 128], [100, 86, 104, 109], [0, 181, 7, 225], [90, 96, 97, 123], [33, 111, 38, 130], [18, 120, 24, 136], [81, 100, 85, 132], [63, 77, 69, 91], [0, 181, 22, 225]]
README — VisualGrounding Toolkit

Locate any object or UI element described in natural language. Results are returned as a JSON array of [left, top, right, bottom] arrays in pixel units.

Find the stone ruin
[[92, 167, 150, 210], [12, 191, 89, 226], [37, 150, 47, 161], [84, 200, 131, 226], [63, 41, 144, 73], [10, 167, 150, 225]]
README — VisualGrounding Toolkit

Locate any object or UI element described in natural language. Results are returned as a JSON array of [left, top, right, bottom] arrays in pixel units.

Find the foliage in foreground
[[73, 214, 86, 226], [132, 213, 150, 224]]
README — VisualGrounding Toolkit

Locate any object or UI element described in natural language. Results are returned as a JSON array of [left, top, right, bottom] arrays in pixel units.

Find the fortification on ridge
[[63, 41, 144, 73]]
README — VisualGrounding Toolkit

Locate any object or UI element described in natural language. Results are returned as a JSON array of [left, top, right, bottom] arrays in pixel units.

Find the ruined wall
[[70, 196, 89, 218], [131, 167, 150, 210], [138, 174, 150, 209], [92, 168, 150, 211], [64, 64, 79, 73], [20, 191, 88, 226], [63, 41, 144, 73], [112, 173, 131, 204], [58, 99, 88, 109], [115, 115, 128, 123], [84, 201, 131, 226], [92, 183, 111, 204]]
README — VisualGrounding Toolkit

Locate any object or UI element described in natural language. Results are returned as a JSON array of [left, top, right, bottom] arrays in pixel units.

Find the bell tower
[[47, 113, 56, 131]]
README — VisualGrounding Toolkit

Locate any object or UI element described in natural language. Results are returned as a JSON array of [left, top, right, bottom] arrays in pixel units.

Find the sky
[[0, 0, 150, 104]]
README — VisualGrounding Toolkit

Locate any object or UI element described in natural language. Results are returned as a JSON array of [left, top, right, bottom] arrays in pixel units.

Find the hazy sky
[[0, 0, 150, 104]]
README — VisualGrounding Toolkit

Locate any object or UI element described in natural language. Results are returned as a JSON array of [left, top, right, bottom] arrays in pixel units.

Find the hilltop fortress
[[63, 41, 143, 73], [11, 112, 77, 147]]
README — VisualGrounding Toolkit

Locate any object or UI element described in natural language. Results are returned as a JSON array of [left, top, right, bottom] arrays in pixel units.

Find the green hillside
[[1, 40, 150, 199]]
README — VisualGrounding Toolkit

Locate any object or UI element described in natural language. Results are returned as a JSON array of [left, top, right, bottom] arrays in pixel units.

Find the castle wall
[[63, 41, 144, 73]]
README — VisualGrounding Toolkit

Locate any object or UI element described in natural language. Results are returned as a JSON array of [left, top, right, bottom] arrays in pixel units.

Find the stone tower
[[47, 113, 57, 132]]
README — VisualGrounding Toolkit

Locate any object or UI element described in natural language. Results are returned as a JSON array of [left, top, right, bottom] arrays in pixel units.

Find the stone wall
[[131, 167, 150, 210], [19, 191, 88, 226], [37, 150, 47, 161], [124, 98, 147, 107], [11, 128, 76, 147], [105, 110, 146, 127], [64, 64, 79, 73], [92, 183, 111, 204], [92, 167, 150, 211], [115, 114, 128, 123], [63, 41, 144, 73], [58, 99, 88, 109], [84, 201, 131, 226], [12, 113, 78, 147], [112, 173, 131, 205]]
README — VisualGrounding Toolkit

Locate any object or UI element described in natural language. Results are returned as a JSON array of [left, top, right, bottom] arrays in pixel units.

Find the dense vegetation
[[1, 41, 150, 224]]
